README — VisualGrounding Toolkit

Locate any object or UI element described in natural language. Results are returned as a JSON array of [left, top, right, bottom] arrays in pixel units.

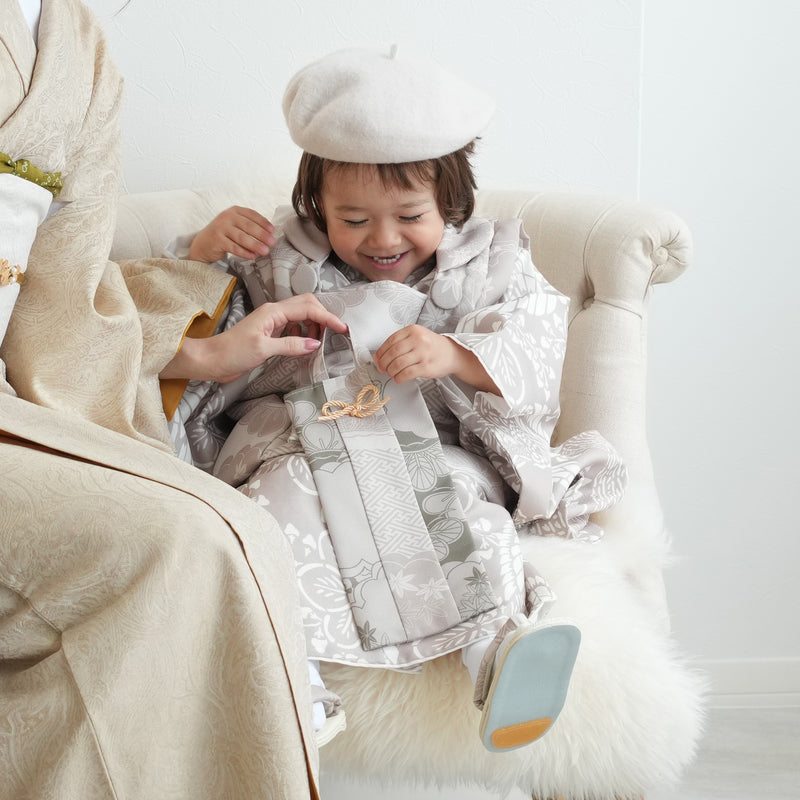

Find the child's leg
[[308, 660, 327, 729], [308, 659, 347, 746], [461, 635, 494, 684], [468, 617, 580, 753]]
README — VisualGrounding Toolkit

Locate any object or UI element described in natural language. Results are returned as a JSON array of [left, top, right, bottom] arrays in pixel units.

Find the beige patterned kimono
[[1, 1, 319, 797]]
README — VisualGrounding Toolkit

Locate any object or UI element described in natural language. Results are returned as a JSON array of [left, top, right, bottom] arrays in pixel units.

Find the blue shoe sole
[[479, 623, 580, 752]]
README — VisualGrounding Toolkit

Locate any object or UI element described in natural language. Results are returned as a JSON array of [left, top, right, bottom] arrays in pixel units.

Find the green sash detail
[[0, 151, 63, 198]]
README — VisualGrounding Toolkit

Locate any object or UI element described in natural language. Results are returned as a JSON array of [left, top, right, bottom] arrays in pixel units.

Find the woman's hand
[[374, 324, 499, 394], [188, 206, 276, 263], [161, 293, 347, 383]]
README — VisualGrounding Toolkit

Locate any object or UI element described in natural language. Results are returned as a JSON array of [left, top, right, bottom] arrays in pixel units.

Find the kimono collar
[[427, 217, 495, 309], [1, 0, 124, 200], [0, 0, 37, 120], [281, 212, 332, 294], [435, 218, 495, 272]]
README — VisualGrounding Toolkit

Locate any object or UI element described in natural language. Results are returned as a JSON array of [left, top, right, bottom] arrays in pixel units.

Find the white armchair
[[114, 184, 704, 800]]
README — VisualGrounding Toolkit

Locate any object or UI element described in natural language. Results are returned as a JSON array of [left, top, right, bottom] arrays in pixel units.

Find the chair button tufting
[[653, 246, 669, 266]]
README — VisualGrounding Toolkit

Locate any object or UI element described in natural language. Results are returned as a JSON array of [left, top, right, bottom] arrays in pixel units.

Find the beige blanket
[[1, 1, 319, 796]]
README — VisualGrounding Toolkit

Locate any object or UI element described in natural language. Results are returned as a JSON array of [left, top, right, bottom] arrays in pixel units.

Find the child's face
[[319, 165, 445, 283]]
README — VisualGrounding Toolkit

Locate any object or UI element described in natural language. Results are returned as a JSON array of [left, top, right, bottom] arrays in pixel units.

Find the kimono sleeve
[[434, 246, 571, 521], [437, 245, 569, 416]]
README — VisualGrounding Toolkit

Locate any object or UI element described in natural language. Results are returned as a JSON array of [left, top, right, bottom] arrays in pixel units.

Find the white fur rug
[[322, 535, 705, 799]]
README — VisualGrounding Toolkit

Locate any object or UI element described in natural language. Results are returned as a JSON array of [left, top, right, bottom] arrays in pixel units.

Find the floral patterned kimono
[[171, 211, 627, 669]]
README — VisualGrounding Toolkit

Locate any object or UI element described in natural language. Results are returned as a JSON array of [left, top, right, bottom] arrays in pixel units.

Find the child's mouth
[[371, 253, 403, 266]]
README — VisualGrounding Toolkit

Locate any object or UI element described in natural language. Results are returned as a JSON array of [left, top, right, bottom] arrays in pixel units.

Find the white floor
[[320, 706, 800, 800], [649, 706, 800, 800]]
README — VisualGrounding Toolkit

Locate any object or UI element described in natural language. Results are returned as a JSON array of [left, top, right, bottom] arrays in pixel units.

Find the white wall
[[89, 0, 642, 195], [640, 0, 800, 705], [87, 0, 800, 704]]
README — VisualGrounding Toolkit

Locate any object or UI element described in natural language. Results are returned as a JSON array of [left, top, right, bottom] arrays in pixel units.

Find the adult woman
[[1, 1, 341, 797]]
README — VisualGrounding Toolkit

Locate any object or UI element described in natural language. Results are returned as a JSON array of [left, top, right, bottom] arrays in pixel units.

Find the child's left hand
[[374, 325, 499, 394], [188, 206, 276, 263]]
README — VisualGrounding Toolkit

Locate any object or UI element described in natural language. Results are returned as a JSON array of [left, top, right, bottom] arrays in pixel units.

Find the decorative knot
[[318, 384, 389, 421], [0, 258, 24, 287]]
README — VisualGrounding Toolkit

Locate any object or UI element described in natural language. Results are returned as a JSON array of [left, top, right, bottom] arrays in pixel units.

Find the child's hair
[[291, 141, 478, 233]]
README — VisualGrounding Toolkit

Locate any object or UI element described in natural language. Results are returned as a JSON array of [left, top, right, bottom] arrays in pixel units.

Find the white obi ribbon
[[0, 173, 51, 346]]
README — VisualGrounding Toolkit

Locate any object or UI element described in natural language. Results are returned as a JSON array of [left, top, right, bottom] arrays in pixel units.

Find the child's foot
[[309, 660, 346, 747], [315, 705, 347, 747], [478, 621, 580, 753]]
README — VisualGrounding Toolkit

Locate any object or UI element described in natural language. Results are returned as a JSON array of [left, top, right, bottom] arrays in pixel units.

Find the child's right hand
[[188, 206, 276, 263]]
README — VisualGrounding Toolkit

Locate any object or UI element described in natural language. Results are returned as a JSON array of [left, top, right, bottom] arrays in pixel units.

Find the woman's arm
[[160, 293, 347, 383]]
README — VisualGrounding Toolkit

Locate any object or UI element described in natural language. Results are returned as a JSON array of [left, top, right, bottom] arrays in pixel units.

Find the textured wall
[[89, 0, 642, 196]]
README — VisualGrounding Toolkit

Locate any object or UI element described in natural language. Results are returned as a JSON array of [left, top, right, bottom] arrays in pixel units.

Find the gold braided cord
[[318, 384, 389, 421]]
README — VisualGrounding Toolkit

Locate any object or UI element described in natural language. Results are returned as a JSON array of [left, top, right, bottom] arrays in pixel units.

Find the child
[[175, 46, 626, 751]]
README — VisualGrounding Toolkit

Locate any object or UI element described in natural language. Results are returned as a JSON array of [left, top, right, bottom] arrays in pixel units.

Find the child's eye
[[342, 219, 367, 227], [400, 214, 423, 223]]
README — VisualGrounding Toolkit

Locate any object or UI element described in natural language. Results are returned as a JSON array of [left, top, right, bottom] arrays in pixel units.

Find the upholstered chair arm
[[476, 189, 692, 625]]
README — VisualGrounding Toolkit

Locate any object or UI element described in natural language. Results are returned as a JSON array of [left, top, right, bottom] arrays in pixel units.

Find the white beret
[[282, 45, 495, 164]]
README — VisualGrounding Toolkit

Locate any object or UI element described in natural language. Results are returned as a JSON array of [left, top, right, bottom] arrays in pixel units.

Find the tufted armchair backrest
[[114, 183, 692, 623]]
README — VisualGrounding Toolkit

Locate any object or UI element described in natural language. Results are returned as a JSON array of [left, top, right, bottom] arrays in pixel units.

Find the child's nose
[[367, 222, 402, 250]]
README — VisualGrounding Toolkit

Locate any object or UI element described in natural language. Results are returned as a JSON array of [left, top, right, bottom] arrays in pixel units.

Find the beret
[[282, 45, 495, 164]]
